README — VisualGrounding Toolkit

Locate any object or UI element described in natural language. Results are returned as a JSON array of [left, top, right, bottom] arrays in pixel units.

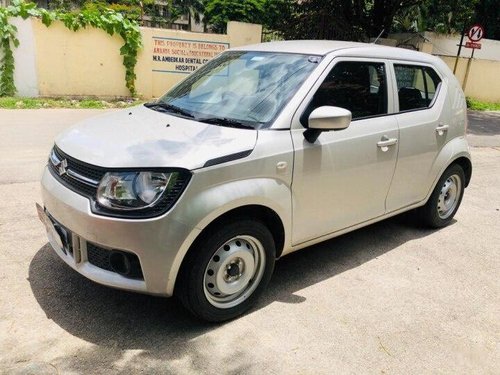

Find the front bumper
[[40, 166, 198, 296]]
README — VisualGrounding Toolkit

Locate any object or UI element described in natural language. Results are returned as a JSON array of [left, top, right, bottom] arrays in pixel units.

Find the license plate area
[[36, 203, 73, 256]]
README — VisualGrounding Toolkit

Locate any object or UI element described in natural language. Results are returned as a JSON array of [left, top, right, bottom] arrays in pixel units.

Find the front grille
[[48, 145, 104, 198], [86, 242, 144, 280], [86, 243, 112, 271]]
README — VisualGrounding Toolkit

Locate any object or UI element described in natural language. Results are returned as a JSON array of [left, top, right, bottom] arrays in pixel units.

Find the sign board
[[467, 24, 485, 42], [152, 36, 229, 74], [465, 41, 481, 49]]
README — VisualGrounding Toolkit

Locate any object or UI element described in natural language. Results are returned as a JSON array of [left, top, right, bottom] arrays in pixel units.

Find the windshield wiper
[[144, 102, 195, 118], [197, 117, 255, 129]]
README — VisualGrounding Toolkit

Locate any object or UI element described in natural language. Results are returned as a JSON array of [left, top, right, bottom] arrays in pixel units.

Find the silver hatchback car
[[38, 41, 471, 321]]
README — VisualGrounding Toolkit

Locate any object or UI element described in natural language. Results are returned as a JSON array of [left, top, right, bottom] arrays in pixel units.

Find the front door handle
[[377, 136, 398, 152], [435, 124, 449, 136]]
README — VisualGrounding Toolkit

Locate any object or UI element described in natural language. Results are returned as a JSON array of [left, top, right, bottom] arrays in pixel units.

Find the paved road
[[1, 109, 499, 374], [467, 110, 500, 147]]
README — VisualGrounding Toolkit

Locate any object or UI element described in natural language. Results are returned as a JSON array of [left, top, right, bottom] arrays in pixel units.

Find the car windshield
[[156, 51, 321, 129]]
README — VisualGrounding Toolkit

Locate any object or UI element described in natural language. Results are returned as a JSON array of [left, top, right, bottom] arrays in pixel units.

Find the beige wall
[[227, 21, 262, 48], [143, 27, 231, 98], [30, 20, 262, 99], [27, 20, 499, 103], [387, 32, 500, 102], [439, 55, 500, 102], [32, 19, 130, 97]]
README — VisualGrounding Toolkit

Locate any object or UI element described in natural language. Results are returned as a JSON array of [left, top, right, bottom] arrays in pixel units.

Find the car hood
[[55, 105, 258, 170]]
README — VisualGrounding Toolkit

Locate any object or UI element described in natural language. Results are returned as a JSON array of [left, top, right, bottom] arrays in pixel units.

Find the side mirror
[[303, 106, 352, 143]]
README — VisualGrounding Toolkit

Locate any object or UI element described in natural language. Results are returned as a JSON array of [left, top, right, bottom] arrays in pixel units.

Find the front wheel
[[176, 220, 275, 322], [418, 164, 465, 228]]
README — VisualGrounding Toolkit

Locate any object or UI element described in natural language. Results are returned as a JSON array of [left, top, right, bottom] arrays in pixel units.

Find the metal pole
[[453, 23, 467, 74], [463, 48, 475, 92]]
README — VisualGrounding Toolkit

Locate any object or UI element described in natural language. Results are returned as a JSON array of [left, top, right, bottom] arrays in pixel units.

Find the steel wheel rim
[[437, 174, 462, 219], [203, 235, 266, 309]]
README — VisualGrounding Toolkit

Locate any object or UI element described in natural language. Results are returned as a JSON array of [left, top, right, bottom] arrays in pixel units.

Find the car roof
[[230, 40, 441, 65]]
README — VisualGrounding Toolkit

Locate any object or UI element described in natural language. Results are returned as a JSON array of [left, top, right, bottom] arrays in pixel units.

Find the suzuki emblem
[[56, 159, 68, 176]]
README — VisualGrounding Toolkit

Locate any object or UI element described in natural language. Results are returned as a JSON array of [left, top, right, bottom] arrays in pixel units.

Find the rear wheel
[[176, 220, 275, 322], [418, 164, 465, 228]]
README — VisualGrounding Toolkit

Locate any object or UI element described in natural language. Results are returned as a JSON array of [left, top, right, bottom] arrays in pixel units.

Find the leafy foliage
[[423, 0, 478, 34], [0, 0, 142, 97], [267, 0, 426, 41], [0, 8, 19, 96], [389, 0, 500, 42], [203, 0, 266, 33], [474, 0, 500, 40], [175, 0, 204, 30], [42, 0, 193, 29], [143, 1, 185, 29], [269, 0, 494, 41], [392, 5, 424, 33]]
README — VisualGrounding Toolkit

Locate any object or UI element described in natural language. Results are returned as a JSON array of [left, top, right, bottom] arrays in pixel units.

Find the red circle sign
[[468, 24, 485, 42]]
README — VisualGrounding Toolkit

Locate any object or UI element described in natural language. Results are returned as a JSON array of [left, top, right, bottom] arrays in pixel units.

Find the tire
[[176, 220, 275, 322], [418, 164, 465, 228]]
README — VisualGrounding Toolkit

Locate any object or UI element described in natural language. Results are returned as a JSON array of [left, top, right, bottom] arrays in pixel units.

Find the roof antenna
[[372, 29, 385, 44]]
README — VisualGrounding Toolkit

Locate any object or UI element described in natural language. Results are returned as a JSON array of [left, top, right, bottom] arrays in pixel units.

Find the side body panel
[[287, 138, 471, 254], [386, 62, 468, 212], [289, 57, 399, 245], [164, 130, 295, 295], [290, 117, 399, 245]]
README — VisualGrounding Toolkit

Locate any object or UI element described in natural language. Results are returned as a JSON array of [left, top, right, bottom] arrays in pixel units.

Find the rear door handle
[[377, 137, 398, 151], [435, 124, 449, 135]]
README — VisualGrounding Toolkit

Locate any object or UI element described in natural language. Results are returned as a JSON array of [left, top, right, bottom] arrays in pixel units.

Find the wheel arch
[[451, 156, 472, 187], [172, 204, 286, 295], [423, 135, 472, 203]]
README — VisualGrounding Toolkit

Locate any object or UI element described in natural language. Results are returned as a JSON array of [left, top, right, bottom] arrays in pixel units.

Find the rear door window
[[394, 64, 442, 111]]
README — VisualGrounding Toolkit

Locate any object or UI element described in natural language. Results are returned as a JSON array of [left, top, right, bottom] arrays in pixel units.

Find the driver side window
[[302, 61, 388, 126]]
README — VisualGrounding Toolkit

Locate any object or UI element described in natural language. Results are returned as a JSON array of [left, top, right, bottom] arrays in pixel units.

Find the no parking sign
[[465, 24, 485, 49]]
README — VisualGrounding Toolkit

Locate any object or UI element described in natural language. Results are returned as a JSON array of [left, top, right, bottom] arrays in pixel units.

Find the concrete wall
[[9, 18, 261, 99], [32, 19, 130, 98], [11, 18, 39, 97], [8, 19, 499, 102], [145, 27, 231, 98], [388, 32, 500, 102], [440, 55, 500, 102], [389, 32, 500, 61], [425, 32, 500, 61]]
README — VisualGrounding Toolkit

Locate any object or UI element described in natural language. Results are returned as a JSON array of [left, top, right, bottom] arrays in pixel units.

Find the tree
[[392, 5, 423, 33], [260, 0, 294, 32], [41, 0, 85, 10], [420, 0, 478, 34], [270, 0, 426, 41], [368, 0, 430, 38], [144, 1, 181, 27], [203, 0, 266, 33], [175, 0, 204, 31], [38, 1, 177, 24], [474, 0, 500, 40], [390, 0, 500, 40], [272, 0, 366, 40]]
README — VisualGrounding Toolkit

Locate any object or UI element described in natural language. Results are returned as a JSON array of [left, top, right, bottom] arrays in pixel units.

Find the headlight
[[97, 171, 173, 211]]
